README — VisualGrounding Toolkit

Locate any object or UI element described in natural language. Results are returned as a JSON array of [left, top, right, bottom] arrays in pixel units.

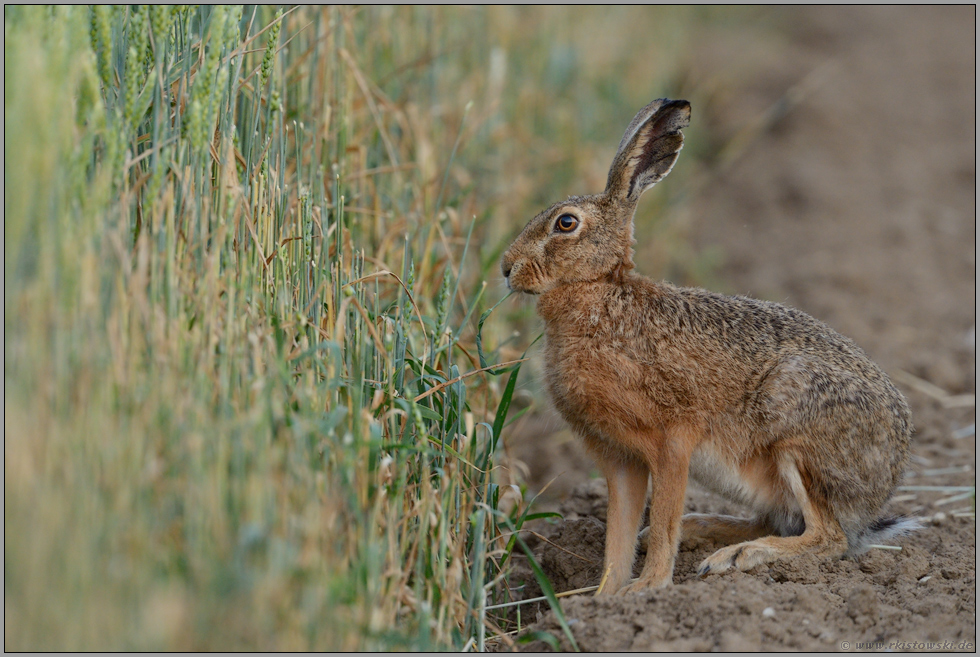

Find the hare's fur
[[501, 99, 914, 594]]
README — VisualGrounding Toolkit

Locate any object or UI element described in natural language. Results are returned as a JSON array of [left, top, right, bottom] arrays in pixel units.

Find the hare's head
[[501, 99, 690, 294]]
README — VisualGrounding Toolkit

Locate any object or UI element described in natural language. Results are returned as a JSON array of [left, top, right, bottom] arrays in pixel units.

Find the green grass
[[5, 5, 719, 650]]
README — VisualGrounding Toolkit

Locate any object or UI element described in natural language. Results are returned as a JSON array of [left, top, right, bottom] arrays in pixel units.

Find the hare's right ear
[[605, 99, 691, 203]]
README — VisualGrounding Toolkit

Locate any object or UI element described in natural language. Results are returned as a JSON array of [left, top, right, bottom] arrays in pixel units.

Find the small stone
[[762, 607, 776, 618]]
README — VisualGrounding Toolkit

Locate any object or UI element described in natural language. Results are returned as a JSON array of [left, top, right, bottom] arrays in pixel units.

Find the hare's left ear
[[605, 99, 691, 203]]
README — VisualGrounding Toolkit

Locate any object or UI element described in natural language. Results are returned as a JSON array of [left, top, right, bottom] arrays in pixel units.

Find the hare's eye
[[555, 214, 579, 233]]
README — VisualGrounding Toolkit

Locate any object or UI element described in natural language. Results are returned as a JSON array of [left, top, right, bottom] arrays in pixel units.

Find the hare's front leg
[[594, 452, 649, 596], [622, 428, 694, 592]]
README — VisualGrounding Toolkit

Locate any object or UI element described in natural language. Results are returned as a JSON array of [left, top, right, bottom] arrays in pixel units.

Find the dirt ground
[[501, 7, 975, 651]]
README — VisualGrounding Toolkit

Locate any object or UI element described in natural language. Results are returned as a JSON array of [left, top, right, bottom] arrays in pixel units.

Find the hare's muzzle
[[501, 238, 548, 294], [500, 252, 516, 290]]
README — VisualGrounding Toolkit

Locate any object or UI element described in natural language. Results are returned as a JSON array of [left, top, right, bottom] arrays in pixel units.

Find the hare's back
[[671, 286, 882, 375], [663, 284, 910, 430]]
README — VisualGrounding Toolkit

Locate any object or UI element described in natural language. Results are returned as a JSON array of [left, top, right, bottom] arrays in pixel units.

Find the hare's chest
[[542, 332, 658, 439]]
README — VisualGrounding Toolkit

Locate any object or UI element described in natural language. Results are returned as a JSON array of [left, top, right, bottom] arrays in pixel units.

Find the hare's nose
[[501, 256, 514, 279]]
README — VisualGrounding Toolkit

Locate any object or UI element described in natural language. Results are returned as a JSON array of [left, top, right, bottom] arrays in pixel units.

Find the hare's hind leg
[[639, 514, 769, 547], [697, 453, 847, 575], [697, 522, 847, 575], [680, 514, 771, 546]]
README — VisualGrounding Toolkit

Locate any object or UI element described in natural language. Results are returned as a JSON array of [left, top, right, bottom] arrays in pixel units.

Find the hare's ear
[[605, 99, 691, 203]]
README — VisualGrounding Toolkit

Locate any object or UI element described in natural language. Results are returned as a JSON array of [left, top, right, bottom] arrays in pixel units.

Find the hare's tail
[[846, 515, 922, 556]]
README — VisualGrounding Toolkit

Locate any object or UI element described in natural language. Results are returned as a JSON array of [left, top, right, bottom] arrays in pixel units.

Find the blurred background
[[5, 5, 974, 651]]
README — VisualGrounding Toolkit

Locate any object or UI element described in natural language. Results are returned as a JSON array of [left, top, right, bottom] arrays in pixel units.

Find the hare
[[500, 98, 916, 594]]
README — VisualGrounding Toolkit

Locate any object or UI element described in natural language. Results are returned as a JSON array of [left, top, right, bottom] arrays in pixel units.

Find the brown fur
[[501, 99, 913, 594]]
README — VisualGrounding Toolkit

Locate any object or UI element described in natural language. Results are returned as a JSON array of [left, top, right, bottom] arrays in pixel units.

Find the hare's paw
[[697, 531, 851, 577], [696, 539, 775, 576], [619, 574, 672, 594]]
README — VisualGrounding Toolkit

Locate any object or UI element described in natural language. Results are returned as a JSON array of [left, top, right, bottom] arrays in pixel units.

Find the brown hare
[[501, 98, 917, 594]]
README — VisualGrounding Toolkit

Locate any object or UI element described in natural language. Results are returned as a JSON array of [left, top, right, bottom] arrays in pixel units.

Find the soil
[[499, 7, 975, 652]]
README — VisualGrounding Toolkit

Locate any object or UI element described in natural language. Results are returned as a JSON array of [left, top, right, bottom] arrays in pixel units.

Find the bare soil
[[501, 7, 975, 651]]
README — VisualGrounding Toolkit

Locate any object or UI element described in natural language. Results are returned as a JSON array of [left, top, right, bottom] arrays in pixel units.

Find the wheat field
[[4, 6, 715, 650]]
